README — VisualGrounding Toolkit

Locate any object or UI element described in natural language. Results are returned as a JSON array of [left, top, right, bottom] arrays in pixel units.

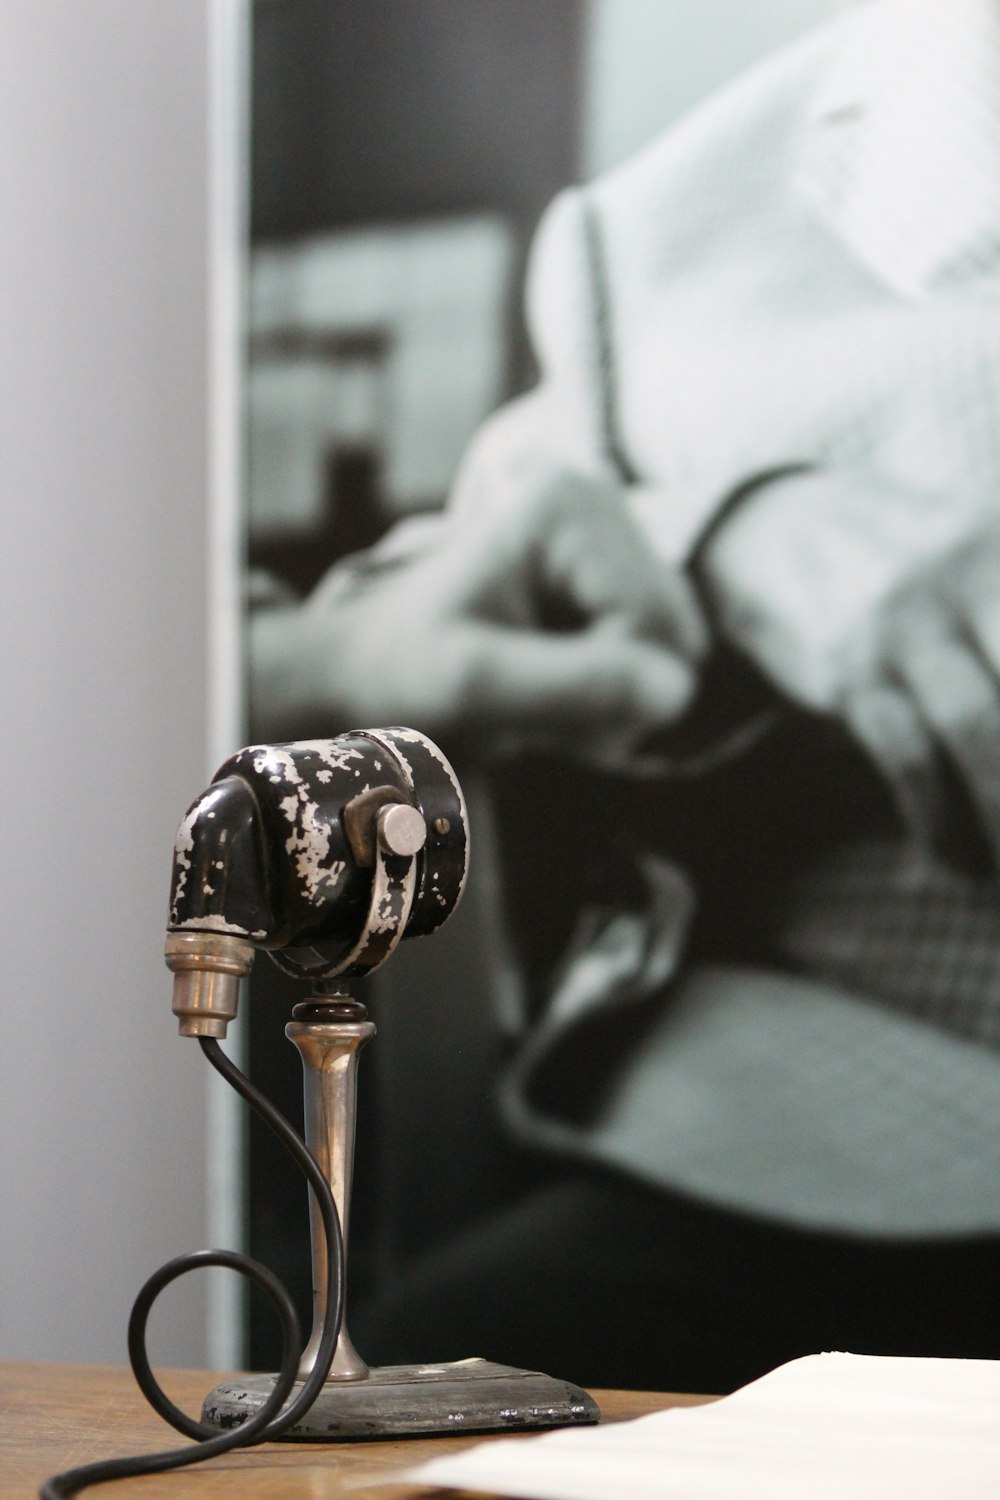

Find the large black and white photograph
[[242, 0, 1000, 1393], [6, 1, 1000, 1490]]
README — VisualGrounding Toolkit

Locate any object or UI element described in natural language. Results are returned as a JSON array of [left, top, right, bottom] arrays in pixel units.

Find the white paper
[[397, 1353, 1000, 1499]]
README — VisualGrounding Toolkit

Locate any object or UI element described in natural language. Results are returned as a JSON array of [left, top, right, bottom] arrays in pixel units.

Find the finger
[[446, 465, 710, 661], [465, 623, 698, 752], [537, 500, 709, 661]]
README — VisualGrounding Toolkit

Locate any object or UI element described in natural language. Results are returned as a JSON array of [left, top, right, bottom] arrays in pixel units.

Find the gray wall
[[0, 0, 229, 1366]]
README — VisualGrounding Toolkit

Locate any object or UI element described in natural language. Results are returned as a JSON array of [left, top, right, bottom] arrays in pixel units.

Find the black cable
[[39, 1036, 345, 1499]]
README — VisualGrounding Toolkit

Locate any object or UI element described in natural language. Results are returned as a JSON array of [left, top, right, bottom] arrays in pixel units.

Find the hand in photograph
[[853, 518, 1000, 859], [251, 399, 707, 764], [696, 468, 986, 710], [701, 472, 1000, 859]]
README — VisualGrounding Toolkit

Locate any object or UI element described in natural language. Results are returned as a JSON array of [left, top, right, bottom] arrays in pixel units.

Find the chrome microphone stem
[[286, 1001, 375, 1383]]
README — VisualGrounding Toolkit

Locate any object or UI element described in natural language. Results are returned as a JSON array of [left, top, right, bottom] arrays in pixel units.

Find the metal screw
[[433, 817, 451, 835]]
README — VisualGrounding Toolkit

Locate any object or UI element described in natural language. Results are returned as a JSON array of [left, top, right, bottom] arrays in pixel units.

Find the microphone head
[[166, 729, 468, 1006]]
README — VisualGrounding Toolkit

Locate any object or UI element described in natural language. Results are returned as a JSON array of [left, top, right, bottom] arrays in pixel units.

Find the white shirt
[[519, 0, 1000, 706], [493, 0, 1000, 1235]]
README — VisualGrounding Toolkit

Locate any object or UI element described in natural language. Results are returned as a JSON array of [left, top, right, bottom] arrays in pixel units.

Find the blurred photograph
[[244, 0, 1000, 1392]]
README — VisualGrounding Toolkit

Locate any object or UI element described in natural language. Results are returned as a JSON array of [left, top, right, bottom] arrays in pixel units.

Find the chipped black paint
[[166, 730, 468, 980], [366, 728, 469, 937]]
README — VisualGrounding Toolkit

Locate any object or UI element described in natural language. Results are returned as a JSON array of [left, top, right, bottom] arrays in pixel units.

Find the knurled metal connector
[[164, 931, 256, 1038]]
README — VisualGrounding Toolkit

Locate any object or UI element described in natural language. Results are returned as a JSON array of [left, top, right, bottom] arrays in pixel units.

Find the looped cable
[[40, 1037, 344, 1498]]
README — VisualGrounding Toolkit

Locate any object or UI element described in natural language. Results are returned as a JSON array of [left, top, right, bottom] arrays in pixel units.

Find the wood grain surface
[[1, 1362, 714, 1500]]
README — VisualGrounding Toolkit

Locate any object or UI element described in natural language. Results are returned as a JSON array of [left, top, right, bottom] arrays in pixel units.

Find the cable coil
[[40, 1038, 344, 1499]]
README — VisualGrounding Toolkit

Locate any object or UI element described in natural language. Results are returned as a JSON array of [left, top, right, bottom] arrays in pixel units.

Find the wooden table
[[1, 1364, 713, 1499]]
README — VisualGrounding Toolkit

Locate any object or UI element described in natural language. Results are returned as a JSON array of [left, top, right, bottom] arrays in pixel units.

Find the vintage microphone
[[42, 727, 595, 1499]]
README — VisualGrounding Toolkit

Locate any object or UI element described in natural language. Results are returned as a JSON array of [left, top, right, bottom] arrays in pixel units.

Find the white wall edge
[[205, 0, 251, 1371]]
